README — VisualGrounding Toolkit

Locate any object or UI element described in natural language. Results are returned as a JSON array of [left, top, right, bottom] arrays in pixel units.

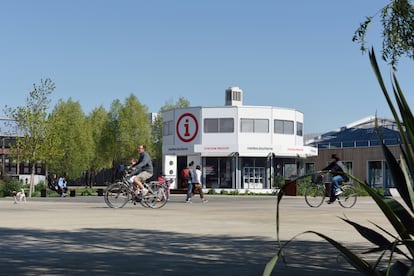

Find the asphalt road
[[0, 194, 403, 275]]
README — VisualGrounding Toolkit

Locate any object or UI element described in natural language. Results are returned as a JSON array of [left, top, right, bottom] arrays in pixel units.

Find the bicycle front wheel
[[104, 182, 130, 208], [337, 185, 357, 208], [144, 182, 168, 209], [305, 184, 325, 208]]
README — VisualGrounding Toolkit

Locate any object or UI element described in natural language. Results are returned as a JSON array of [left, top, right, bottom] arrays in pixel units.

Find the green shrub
[[1, 179, 22, 196], [207, 189, 217, 195], [80, 188, 95, 196], [35, 182, 47, 192], [220, 189, 228, 195]]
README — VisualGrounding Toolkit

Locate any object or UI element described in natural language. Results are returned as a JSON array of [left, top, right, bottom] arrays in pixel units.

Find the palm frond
[[303, 231, 379, 275], [339, 217, 401, 252]]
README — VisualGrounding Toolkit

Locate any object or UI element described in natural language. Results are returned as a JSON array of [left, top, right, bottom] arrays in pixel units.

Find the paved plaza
[[0, 194, 400, 275]]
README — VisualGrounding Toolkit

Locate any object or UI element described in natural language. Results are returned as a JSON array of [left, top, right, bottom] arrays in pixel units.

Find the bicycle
[[304, 172, 357, 208], [104, 171, 168, 209], [156, 175, 174, 201]]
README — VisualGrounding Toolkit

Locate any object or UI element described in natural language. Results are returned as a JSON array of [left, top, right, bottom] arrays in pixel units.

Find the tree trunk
[[29, 164, 36, 198]]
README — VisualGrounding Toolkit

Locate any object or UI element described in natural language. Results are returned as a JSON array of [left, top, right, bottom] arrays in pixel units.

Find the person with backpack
[[183, 161, 194, 203], [322, 154, 348, 204]]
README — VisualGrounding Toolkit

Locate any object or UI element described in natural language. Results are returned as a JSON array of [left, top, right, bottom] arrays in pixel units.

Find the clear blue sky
[[1, 0, 412, 134]]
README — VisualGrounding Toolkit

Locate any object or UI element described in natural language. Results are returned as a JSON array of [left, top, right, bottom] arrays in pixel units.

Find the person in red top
[[157, 172, 165, 182]]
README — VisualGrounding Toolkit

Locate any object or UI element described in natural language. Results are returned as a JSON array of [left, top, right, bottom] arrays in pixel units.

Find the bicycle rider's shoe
[[141, 188, 148, 196], [326, 198, 336, 204], [335, 189, 343, 196]]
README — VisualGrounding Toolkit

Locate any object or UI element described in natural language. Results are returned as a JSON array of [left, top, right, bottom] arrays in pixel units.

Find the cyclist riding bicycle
[[322, 154, 348, 204], [129, 145, 153, 196]]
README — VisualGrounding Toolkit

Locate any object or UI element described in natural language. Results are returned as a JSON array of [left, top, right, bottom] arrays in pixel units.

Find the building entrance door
[[205, 157, 233, 189]]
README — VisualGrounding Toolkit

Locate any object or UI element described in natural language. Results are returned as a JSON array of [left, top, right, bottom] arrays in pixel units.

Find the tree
[[85, 106, 112, 187], [104, 99, 123, 174], [48, 98, 93, 179], [103, 94, 153, 181], [353, 0, 414, 68], [3, 78, 55, 197], [118, 94, 152, 158]]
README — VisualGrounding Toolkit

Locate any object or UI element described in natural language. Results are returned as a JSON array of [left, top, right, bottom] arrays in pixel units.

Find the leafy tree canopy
[[353, 0, 414, 68]]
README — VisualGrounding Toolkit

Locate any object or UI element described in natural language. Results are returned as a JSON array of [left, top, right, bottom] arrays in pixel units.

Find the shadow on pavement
[[0, 227, 365, 275]]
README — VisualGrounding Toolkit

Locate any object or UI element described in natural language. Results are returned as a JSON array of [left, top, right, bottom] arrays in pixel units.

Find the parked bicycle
[[104, 170, 169, 209], [305, 172, 357, 208], [157, 175, 174, 201]]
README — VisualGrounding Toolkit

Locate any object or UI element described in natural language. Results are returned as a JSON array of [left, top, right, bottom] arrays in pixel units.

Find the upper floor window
[[240, 118, 269, 133], [162, 120, 174, 136], [204, 118, 234, 133], [274, 119, 294, 134], [296, 122, 303, 136]]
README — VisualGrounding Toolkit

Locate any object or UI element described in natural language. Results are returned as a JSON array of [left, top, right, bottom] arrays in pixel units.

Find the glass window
[[241, 119, 254, 132], [205, 157, 233, 188], [241, 118, 268, 133], [241, 157, 266, 189], [220, 118, 234, 133], [284, 163, 297, 179], [305, 163, 315, 175], [168, 121, 174, 135], [162, 120, 174, 136], [342, 161, 353, 183], [296, 122, 303, 136], [367, 161, 394, 188], [204, 118, 218, 133], [274, 120, 283, 133], [204, 118, 234, 133], [384, 162, 394, 188], [255, 119, 269, 133], [368, 161, 383, 188], [274, 120, 294, 134], [284, 121, 294, 134]]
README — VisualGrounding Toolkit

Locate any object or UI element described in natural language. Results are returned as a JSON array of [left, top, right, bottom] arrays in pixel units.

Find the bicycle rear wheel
[[144, 182, 168, 209], [104, 182, 130, 208], [337, 185, 357, 208], [305, 184, 325, 207]]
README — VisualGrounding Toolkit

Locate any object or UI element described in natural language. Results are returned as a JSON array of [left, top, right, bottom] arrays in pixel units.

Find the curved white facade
[[161, 89, 317, 192], [163, 105, 317, 158]]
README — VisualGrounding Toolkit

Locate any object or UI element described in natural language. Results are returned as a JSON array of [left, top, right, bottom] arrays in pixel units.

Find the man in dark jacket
[[130, 145, 153, 195], [322, 154, 345, 204]]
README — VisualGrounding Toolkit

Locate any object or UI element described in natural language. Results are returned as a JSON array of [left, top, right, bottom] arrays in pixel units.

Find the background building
[[305, 116, 401, 191], [0, 118, 45, 184]]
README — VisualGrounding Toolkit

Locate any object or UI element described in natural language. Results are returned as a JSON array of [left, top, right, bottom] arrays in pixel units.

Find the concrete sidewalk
[[0, 195, 400, 275]]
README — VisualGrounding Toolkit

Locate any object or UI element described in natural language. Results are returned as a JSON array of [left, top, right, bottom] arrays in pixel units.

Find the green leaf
[[263, 254, 279, 276], [340, 217, 395, 250], [303, 231, 379, 275]]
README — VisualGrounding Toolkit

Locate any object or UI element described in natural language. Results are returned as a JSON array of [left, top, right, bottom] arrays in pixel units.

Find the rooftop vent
[[225, 86, 243, 106]]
